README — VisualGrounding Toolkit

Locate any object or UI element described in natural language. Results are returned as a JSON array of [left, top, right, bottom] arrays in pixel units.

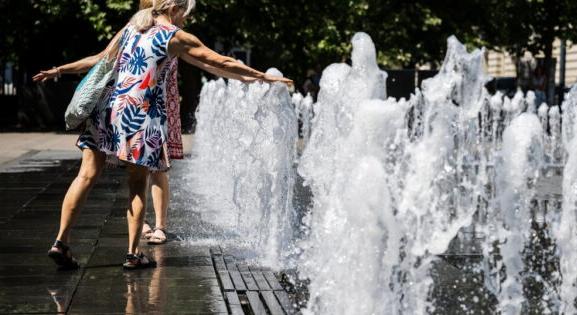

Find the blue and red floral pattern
[[78, 23, 180, 171]]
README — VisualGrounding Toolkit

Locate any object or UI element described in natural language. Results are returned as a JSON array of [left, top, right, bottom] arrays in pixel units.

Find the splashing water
[[297, 35, 494, 314], [187, 68, 298, 268], [487, 113, 544, 313], [296, 33, 570, 314], [553, 86, 577, 314], [183, 31, 577, 315], [293, 92, 314, 146]]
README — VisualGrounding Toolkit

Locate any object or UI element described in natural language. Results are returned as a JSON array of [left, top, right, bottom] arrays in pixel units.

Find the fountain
[[553, 85, 577, 314], [297, 35, 497, 314], [186, 68, 298, 269], [486, 113, 545, 313], [183, 31, 577, 314], [297, 34, 570, 314], [292, 93, 314, 147]]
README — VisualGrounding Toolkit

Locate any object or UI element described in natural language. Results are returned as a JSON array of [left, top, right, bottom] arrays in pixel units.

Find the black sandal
[[47, 240, 80, 270], [123, 253, 157, 270]]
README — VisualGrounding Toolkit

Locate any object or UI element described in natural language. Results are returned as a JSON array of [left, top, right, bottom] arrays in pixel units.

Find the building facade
[[486, 39, 577, 86]]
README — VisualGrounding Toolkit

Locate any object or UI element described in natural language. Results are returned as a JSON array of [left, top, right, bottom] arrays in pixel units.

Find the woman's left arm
[[184, 56, 259, 83], [169, 31, 293, 86]]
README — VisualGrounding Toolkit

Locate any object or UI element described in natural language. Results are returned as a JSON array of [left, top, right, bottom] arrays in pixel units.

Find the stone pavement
[[0, 133, 566, 314], [0, 133, 194, 166], [0, 136, 295, 314]]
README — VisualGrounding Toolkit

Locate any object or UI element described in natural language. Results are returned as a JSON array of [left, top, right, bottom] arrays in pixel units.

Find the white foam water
[[293, 92, 314, 146], [297, 35, 496, 314], [554, 85, 577, 314], [549, 105, 562, 166], [296, 33, 571, 314], [486, 113, 544, 313], [187, 69, 298, 268], [182, 31, 577, 315]]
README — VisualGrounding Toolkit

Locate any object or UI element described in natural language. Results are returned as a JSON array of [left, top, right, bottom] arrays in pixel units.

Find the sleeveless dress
[[78, 23, 180, 171]]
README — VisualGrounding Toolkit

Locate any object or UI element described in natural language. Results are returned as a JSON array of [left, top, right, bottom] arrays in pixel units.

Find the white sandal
[[147, 228, 167, 245], [141, 221, 153, 239]]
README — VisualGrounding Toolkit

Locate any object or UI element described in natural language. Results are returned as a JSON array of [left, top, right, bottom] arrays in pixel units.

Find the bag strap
[[101, 24, 129, 64]]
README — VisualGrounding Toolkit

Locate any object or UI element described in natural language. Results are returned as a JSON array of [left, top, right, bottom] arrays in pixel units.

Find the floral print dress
[[78, 23, 180, 171], [166, 59, 184, 160]]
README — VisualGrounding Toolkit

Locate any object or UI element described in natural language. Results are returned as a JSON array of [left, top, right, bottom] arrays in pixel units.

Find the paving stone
[[0, 252, 91, 266], [0, 291, 73, 314], [0, 229, 60, 240], [81, 268, 219, 287], [0, 273, 82, 287], [69, 297, 228, 314], [0, 151, 291, 314]]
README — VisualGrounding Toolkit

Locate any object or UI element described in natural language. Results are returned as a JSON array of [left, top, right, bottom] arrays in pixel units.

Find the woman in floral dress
[[34, 0, 292, 269], [35, 0, 183, 247]]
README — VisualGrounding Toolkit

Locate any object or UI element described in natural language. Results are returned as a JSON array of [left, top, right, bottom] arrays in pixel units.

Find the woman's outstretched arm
[[169, 31, 293, 86], [185, 57, 258, 83], [33, 28, 125, 82]]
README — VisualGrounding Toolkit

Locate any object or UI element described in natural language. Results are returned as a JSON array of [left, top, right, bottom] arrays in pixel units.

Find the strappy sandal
[[123, 253, 157, 270], [47, 240, 80, 270], [141, 221, 154, 239], [147, 228, 167, 245]]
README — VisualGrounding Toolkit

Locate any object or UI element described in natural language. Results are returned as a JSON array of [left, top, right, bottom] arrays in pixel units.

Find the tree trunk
[[544, 39, 555, 105]]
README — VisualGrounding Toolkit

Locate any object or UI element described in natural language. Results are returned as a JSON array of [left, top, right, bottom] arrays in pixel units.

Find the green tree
[[4, 0, 577, 92], [0, 0, 134, 78], [190, 0, 502, 79]]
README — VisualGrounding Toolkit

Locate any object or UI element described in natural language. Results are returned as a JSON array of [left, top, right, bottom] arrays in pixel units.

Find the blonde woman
[[36, 0, 176, 247], [34, 0, 292, 270]]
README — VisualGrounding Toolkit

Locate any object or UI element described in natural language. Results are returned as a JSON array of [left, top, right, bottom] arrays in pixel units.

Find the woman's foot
[[123, 253, 157, 270], [47, 288, 66, 313], [147, 228, 167, 245], [47, 240, 79, 270], [141, 221, 153, 239]]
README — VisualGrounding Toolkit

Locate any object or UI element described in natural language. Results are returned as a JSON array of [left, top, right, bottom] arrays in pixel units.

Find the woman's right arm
[[32, 54, 103, 82], [33, 28, 125, 82], [169, 31, 293, 86]]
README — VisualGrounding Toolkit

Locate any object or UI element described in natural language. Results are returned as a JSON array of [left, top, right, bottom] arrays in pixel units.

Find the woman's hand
[[33, 68, 60, 82], [240, 76, 259, 83], [263, 74, 294, 87], [240, 75, 293, 87]]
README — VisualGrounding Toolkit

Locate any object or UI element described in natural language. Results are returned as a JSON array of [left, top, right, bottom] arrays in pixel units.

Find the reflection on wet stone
[[0, 151, 294, 314]]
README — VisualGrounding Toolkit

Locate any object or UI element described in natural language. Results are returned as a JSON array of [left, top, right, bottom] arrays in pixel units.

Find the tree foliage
[[0, 0, 133, 75], [2, 0, 577, 84]]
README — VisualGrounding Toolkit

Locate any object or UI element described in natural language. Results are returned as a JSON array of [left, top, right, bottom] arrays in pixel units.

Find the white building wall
[[485, 39, 577, 85]]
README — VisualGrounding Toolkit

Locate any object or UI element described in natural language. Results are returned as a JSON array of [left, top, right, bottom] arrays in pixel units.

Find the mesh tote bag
[[64, 30, 125, 130]]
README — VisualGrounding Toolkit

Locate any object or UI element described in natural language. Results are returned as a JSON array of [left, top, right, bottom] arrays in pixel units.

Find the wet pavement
[[0, 150, 292, 314], [0, 143, 564, 314]]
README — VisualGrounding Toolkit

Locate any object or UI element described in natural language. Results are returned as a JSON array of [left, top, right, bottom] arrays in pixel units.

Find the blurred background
[[1, 0, 577, 132]]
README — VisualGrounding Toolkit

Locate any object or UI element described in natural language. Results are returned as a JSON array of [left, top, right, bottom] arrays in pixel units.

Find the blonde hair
[[139, 0, 153, 9], [131, 0, 196, 32]]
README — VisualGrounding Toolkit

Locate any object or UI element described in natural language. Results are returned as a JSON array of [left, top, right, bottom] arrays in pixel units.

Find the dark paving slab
[[0, 151, 294, 314], [0, 288, 75, 314]]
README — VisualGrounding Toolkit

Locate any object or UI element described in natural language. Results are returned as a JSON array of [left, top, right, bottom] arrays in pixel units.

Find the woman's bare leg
[[126, 164, 150, 254], [56, 149, 106, 244], [150, 172, 169, 230]]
